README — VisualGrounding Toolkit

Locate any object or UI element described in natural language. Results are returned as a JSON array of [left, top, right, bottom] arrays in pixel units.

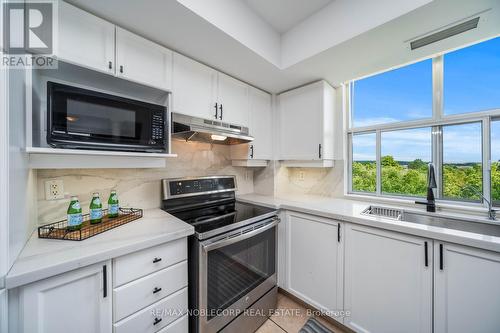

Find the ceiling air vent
[[410, 17, 480, 50]]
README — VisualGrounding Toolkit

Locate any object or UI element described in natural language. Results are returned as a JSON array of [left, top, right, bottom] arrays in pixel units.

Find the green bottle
[[108, 190, 119, 218], [67, 196, 83, 231], [89, 192, 103, 224]]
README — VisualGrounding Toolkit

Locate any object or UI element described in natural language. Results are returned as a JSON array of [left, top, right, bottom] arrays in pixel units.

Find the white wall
[[176, 0, 281, 67], [281, 0, 433, 68]]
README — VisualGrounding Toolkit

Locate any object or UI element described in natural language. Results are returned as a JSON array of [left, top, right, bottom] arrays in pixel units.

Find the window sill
[[344, 192, 491, 217]]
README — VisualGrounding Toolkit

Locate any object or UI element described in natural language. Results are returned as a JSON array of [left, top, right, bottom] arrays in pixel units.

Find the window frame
[[346, 53, 500, 209]]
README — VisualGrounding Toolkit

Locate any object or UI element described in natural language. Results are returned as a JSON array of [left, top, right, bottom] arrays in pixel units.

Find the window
[[442, 123, 482, 201], [348, 36, 500, 208], [351, 133, 376, 193], [444, 37, 500, 115], [381, 128, 431, 197], [492, 119, 500, 206], [351, 59, 433, 127]]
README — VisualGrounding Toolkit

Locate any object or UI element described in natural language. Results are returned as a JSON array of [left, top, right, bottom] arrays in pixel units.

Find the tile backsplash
[[276, 161, 344, 198], [36, 141, 254, 224]]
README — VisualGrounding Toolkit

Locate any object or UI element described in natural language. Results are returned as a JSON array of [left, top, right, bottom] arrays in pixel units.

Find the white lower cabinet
[[285, 212, 343, 316], [434, 242, 500, 333], [18, 261, 112, 333], [113, 239, 188, 333], [14, 238, 189, 333], [344, 224, 432, 333]]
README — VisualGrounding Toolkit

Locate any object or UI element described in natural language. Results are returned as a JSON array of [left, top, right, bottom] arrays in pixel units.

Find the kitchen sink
[[401, 211, 500, 237], [362, 205, 500, 237]]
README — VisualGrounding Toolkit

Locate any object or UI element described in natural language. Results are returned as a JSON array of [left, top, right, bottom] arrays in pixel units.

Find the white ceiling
[[244, 0, 334, 33], [66, 0, 500, 93]]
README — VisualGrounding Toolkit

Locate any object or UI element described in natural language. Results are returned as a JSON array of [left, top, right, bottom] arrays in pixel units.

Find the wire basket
[[38, 208, 143, 241]]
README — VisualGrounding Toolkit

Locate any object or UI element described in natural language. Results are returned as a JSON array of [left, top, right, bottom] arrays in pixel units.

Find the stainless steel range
[[161, 176, 278, 333]]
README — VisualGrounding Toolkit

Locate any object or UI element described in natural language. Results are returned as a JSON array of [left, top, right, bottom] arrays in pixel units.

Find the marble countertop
[[5, 209, 194, 289], [237, 193, 500, 253]]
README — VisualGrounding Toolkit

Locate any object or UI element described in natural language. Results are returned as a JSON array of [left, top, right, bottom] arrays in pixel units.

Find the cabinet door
[[434, 243, 500, 333], [230, 87, 273, 160], [0, 289, 6, 333], [344, 224, 432, 333], [217, 73, 250, 126], [278, 82, 323, 160], [249, 88, 273, 160], [172, 53, 217, 120], [20, 261, 112, 333], [116, 27, 172, 91], [285, 212, 343, 316], [57, 1, 115, 75]]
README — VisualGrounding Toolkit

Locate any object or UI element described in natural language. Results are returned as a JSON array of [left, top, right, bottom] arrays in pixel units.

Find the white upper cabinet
[[171, 56, 251, 127], [115, 27, 173, 91], [278, 81, 336, 167], [434, 243, 500, 333], [285, 212, 343, 317], [344, 224, 432, 333], [57, 1, 115, 75], [216, 72, 250, 127], [57, 3, 173, 91], [231, 87, 273, 162], [172, 53, 217, 120], [19, 261, 112, 333]]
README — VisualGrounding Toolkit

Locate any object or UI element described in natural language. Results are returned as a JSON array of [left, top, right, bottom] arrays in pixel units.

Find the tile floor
[[255, 292, 350, 333]]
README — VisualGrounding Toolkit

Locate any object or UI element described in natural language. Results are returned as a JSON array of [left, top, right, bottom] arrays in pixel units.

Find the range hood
[[171, 113, 254, 145]]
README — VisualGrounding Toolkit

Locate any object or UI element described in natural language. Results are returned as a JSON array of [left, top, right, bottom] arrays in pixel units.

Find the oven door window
[[206, 226, 276, 319]]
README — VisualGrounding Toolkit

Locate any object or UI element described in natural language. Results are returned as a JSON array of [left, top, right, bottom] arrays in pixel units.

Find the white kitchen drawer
[[156, 315, 188, 333], [113, 261, 188, 322], [113, 238, 187, 287], [113, 288, 187, 333]]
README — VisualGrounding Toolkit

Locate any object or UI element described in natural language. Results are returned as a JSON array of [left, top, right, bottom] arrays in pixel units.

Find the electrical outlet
[[45, 180, 64, 200], [298, 171, 305, 181]]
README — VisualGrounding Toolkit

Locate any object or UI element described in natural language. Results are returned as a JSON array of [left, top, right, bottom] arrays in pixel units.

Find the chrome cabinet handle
[[219, 104, 223, 120], [250, 145, 254, 159], [153, 287, 162, 294], [108, 61, 112, 70], [152, 257, 162, 263], [214, 103, 218, 119], [119, 65, 124, 74]]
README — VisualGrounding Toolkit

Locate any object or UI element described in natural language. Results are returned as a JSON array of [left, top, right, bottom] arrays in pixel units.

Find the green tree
[[408, 159, 427, 170]]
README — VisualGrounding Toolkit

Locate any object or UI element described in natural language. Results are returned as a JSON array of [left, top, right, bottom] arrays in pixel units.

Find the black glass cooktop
[[164, 199, 277, 238]]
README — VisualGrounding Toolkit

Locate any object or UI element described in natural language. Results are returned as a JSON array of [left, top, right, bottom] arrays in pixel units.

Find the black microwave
[[47, 82, 168, 152]]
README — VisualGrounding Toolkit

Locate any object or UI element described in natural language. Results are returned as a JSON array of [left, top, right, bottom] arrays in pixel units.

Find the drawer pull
[[152, 257, 162, 263], [153, 287, 162, 294], [154, 317, 162, 325]]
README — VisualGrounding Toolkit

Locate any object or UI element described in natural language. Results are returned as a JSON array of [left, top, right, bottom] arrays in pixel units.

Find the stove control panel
[[163, 176, 236, 198]]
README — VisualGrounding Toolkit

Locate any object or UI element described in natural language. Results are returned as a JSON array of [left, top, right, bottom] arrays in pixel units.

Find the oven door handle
[[201, 218, 279, 252]]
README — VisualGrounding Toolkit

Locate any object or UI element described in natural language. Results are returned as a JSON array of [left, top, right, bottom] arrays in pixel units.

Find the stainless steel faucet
[[464, 185, 498, 221], [415, 163, 437, 212]]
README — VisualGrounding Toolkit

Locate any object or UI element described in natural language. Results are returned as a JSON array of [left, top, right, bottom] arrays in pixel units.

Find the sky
[[352, 36, 500, 163]]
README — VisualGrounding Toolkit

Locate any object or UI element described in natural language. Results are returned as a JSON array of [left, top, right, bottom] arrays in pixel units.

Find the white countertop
[[237, 193, 500, 253], [5, 209, 194, 289]]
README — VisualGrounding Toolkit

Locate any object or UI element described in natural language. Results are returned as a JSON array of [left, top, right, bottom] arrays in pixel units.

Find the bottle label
[[109, 204, 119, 215], [90, 208, 103, 220], [67, 213, 83, 227]]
